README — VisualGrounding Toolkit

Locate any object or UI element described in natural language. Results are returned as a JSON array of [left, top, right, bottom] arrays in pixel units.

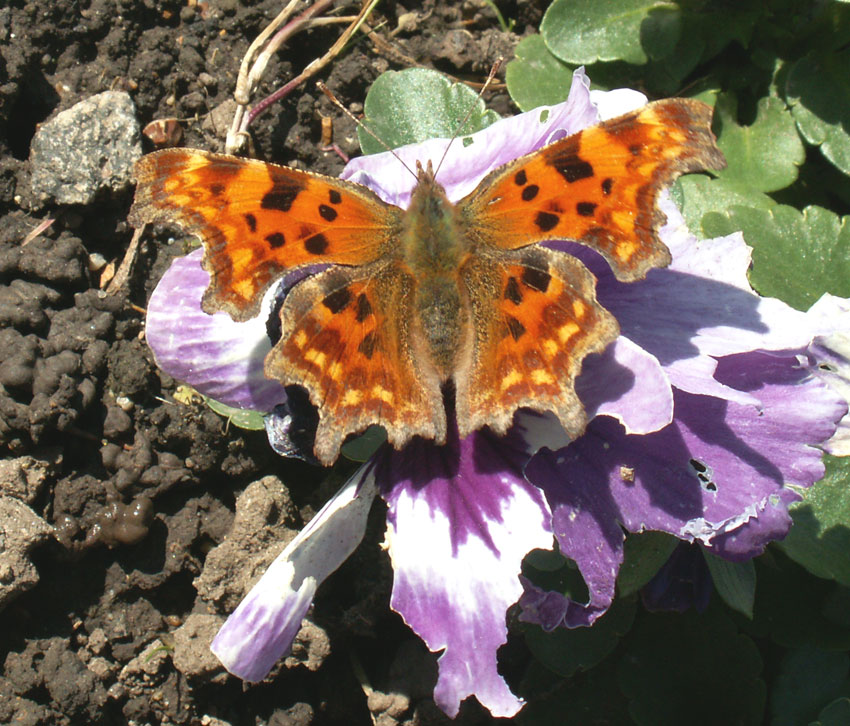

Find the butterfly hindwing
[[130, 149, 403, 320], [455, 245, 619, 440], [460, 98, 726, 281], [266, 262, 447, 465]]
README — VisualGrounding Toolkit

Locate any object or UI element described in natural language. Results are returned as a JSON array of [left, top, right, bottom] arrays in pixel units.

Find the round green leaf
[[524, 596, 636, 678], [745, 551, 850, 650], [714, 94, 805, 193], [340, 425, 386, 462], [703, 552, 756, 619], [702, 204, 850, 311], [787, 50, 850, 175], [676, 175, 775, 238], [779, 456, 850, 586], [203, 396, 266, 430], [617, 530, 678, 598], [771, 647, 850, 726], [505, 34, 575, 112], [618, 606, 764, 725], [542, 0, 682, 66], [814, 698, 850, 726], [358, 68, 500, 155]]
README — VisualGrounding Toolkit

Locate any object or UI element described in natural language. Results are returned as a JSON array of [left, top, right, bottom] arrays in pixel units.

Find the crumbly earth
[[0, 0, 548, 724]]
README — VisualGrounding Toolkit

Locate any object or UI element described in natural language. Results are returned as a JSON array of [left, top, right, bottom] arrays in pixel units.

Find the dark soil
[[0, 1, 547, 724]]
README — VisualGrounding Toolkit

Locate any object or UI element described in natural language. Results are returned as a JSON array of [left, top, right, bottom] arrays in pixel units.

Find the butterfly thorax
[[400, 165, 469, 378]]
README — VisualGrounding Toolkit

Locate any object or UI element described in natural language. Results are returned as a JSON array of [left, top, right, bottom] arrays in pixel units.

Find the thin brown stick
[[106, 226, 144, 295]]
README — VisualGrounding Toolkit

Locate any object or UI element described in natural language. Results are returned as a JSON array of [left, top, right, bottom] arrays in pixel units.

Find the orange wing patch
[[266, 262, 446, 465], [461, 98, 726, 281], [130, 149, 402, 320], [455, 246, 618, 441]]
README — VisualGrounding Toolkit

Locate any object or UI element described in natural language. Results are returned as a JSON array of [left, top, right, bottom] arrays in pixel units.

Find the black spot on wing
[[355, 293, 372, 323], [265, 232, 285, 249], [535, 211, 559, 232], [322, 287, 351, 314], [547, 137, 595, 182], [521, 184, 539, 201], [506, 316, 526, 341], [244, 213, 257, 232], [305, 234, 329, 255], [514, 169, 527, 186], [210, 183, 225, 197], [319, 204, 337, 222], [358, 331, 377, 359], [329, 189, 342, 205], [504, 276, 522, 305], [576, 202, 597, 217], [521, 266, 551, 293], [261, 172, 305, 212], [601, 178, 614, 195]]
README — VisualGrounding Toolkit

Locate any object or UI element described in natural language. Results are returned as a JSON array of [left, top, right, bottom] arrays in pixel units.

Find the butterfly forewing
[[130, 149, 403, 321], [459, 98, 726, 282]]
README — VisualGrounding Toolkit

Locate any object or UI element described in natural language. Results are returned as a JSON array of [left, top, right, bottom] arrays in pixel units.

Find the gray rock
[[30, 91, 142, 205], [0, 497, 53, 611]]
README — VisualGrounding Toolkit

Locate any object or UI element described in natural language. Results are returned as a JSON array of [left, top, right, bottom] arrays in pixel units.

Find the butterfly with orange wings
[[130, 98, 724, 465]]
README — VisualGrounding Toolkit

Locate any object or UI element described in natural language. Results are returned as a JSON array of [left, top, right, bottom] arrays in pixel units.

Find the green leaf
[[701, 204, 850, 311], [703, 552, 755, 619], [358, 68, 500, 155], [524, 596, 636, 678], [787, 50, 850, 175], [617, 531, 678, 597], [541, 0, 682, 66], [676, 175, 775, 238], [714, 94, 805, 193], [813, 698, 850, 726], [771, 647, 850, 726], [203, 396, 266, 430], [340, 425, 386, 462], [618, 606, 764, 725], [779, 456, 850, 586], [505, 34, 575, 112], [517, 658, 631, 725], [744, 551, 850, 650]]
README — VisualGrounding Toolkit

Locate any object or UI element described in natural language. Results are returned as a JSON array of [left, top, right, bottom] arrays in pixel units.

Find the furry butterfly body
[[130, 98, 725, 465]]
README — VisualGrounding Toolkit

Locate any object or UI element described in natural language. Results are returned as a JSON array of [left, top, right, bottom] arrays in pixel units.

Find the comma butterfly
[[130, 98, 725, 465]]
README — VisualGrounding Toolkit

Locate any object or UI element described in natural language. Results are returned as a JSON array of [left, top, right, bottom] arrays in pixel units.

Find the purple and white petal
[[211, 465, 378, 680], [146, 249, 286, 411], [376, 429, 552, 718], [342, 67, 599, 207], [589, 87, 648, 120], [521, 351, 844, 629], [806, 294, 850, 455], [577, 336, 673, 434]]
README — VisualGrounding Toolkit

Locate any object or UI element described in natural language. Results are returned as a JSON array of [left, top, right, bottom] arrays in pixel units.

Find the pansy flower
[[144, 69, 850, 718]]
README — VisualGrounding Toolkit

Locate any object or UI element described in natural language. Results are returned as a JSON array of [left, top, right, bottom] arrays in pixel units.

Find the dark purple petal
[[641, 544, 712, 613], [521, 351, 845, 629], [375, 425, 552, 718]]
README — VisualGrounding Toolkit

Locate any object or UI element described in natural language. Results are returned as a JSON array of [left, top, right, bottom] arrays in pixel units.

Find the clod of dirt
[[170, 613, 227, 680], [284, 619, 331, 673], [0, 450, 60, 503], [0, 496, 52, 610], [195, 475, 301, 611], [89, 495, 154, 547], [29, 90, 142, 205]]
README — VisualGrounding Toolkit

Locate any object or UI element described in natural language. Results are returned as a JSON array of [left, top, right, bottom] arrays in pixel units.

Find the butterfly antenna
[[317, 81, 418, 180], [433, 58, 502, 178]]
